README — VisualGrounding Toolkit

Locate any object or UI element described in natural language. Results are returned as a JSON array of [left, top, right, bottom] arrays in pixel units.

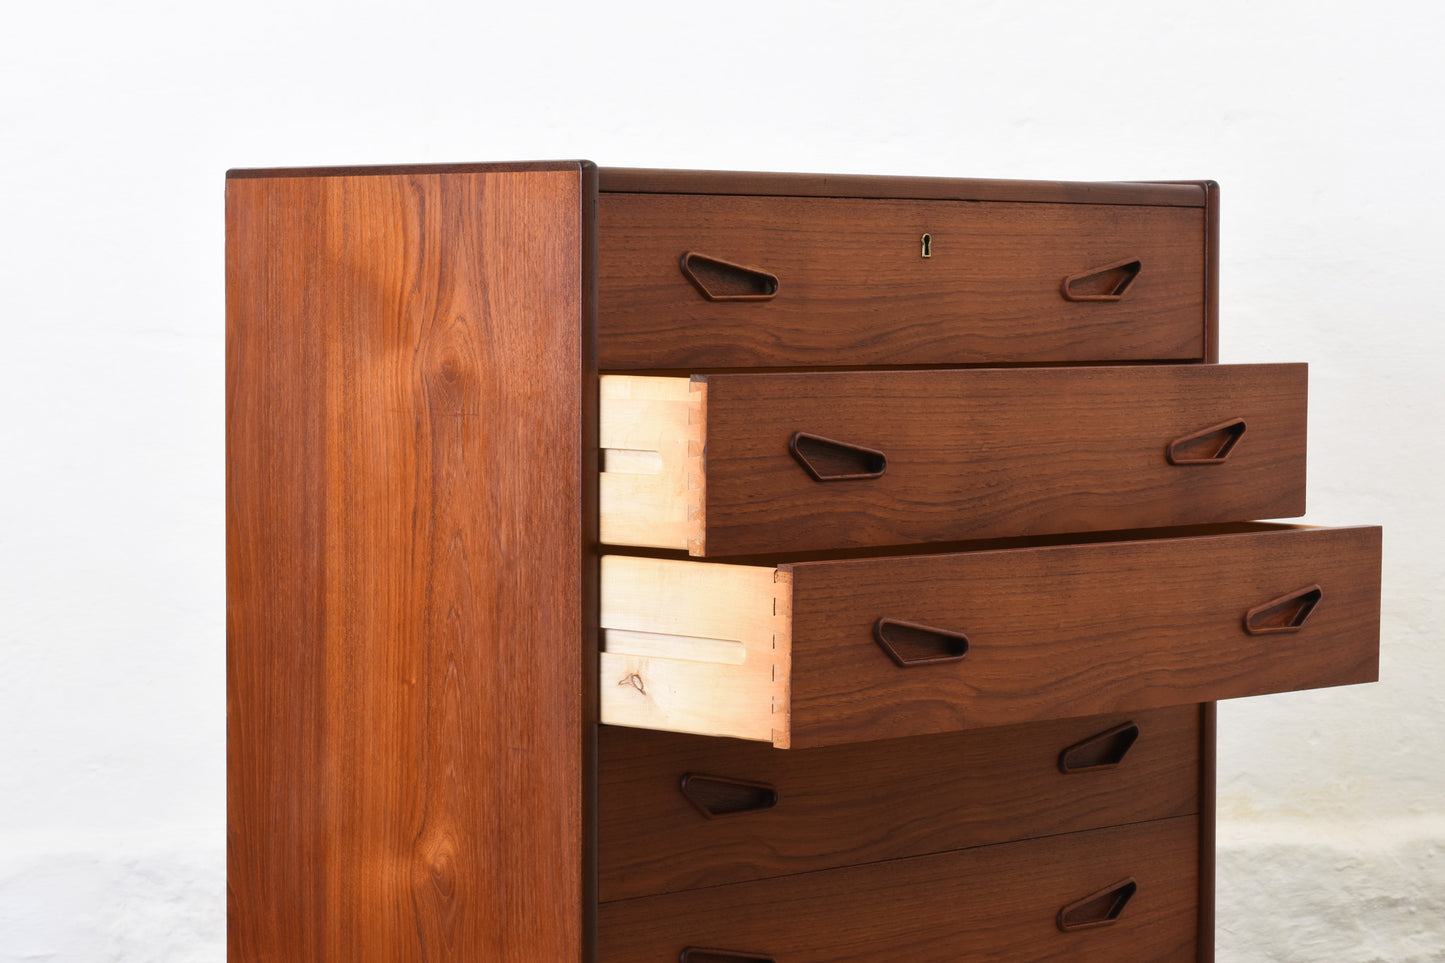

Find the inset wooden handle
[[1058, 721, 1141, 773], [681, 949, 776, 963], [786, 433, 884, 482], [874, 618, 969, 667], [680, 773, 779, 819], [680, 251, 779, 301], [1061, 258, 1142, 301], [1245, 584, 1323, 635], [1166, 417, 1247, 465], [789, 432, 887, 481], [1057, 877, 1138, 931]]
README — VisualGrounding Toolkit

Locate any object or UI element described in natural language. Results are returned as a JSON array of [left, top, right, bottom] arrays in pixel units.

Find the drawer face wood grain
[[599, 706, 1201, 902], [599, 525, 1381, 747], [787, 525, 1382, 747], [601, 365, 1306, 556], [598, 193, 1207, 369], [597, 816, 1200, 962]]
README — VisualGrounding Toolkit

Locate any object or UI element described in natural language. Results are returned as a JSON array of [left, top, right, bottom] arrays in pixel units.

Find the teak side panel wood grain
[[597, 816, 1200, 962], [598, 193, 1207, 369], [226, 166, 591, 962], [692, 365, 1305, 556], [598, 706, 1200, 902], [785, 525, 1380, 747]]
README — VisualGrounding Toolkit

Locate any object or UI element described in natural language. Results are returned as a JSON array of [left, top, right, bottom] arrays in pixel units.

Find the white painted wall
[[2, 1, 1440, 959]]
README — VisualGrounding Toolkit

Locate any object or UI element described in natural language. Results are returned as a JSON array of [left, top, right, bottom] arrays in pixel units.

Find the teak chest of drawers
[[226, 162, 1382, 962]]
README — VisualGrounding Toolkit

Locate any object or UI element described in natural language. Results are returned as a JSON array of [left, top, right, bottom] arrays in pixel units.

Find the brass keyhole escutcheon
[[921, 233, 932, 258]]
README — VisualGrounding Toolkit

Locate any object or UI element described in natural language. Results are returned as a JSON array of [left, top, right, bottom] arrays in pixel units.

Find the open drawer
[[599, 524, 1381, 748], [599, 365, 1307, 557]]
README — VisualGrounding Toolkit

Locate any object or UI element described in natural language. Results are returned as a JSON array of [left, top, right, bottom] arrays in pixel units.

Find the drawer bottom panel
[[597, 816, 1200, 963]]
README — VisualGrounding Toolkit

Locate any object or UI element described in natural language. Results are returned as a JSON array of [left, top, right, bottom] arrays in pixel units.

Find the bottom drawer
[[597, 816, 1200, 962]]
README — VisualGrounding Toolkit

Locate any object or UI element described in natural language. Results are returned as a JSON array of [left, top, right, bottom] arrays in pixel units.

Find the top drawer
[[598, 192, 1209, 369]]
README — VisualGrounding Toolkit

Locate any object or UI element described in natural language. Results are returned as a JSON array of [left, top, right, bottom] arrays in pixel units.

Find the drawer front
[[597, 816, 1200, 962], [599, 525, 1381, 748], [599, 706, 1201, 902], [598, 193, 1207, 369], [784, 524, 1381, 747], [601, 365, 1306, 556]]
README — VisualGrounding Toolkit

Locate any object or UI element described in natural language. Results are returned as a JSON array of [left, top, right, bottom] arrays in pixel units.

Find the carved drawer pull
[[680, 251, 779, 301], [874, 618, 969, 667], [680, 773, 779, 819], [1058, 877, 1139, 931], [1061, 257, 1142, 301], [1166, 417, 1247, 465], [1245, 584, 1323, 635], [789, 432, 887, 481], [1058, 721, 1141, 773], [681, 949, 776, 962]]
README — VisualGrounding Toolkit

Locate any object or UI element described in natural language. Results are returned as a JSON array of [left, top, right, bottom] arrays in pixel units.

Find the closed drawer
[[597, 815, 1199, 962], [600, 524, 1380, 747], [600, 365, 1306, 556], [599, 706, 1201, 902], [598, 193, 1208, 369]]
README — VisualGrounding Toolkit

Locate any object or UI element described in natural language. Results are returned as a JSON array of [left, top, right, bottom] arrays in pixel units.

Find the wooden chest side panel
[[226, 167, 588, 961]]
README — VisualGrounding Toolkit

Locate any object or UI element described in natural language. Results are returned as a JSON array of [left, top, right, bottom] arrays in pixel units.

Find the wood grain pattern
[[599, 168, 1209, 206], [687, 364, 1306, 556], [599, 706, 1200, 901], [597, 816, 1200, 962], [598, 194, 1206, 369], [782, 525, 1380, 747], [227, 166, 591, 961]]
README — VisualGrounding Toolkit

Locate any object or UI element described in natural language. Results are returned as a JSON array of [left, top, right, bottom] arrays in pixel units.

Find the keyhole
[[921, 233, 932, 258]]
